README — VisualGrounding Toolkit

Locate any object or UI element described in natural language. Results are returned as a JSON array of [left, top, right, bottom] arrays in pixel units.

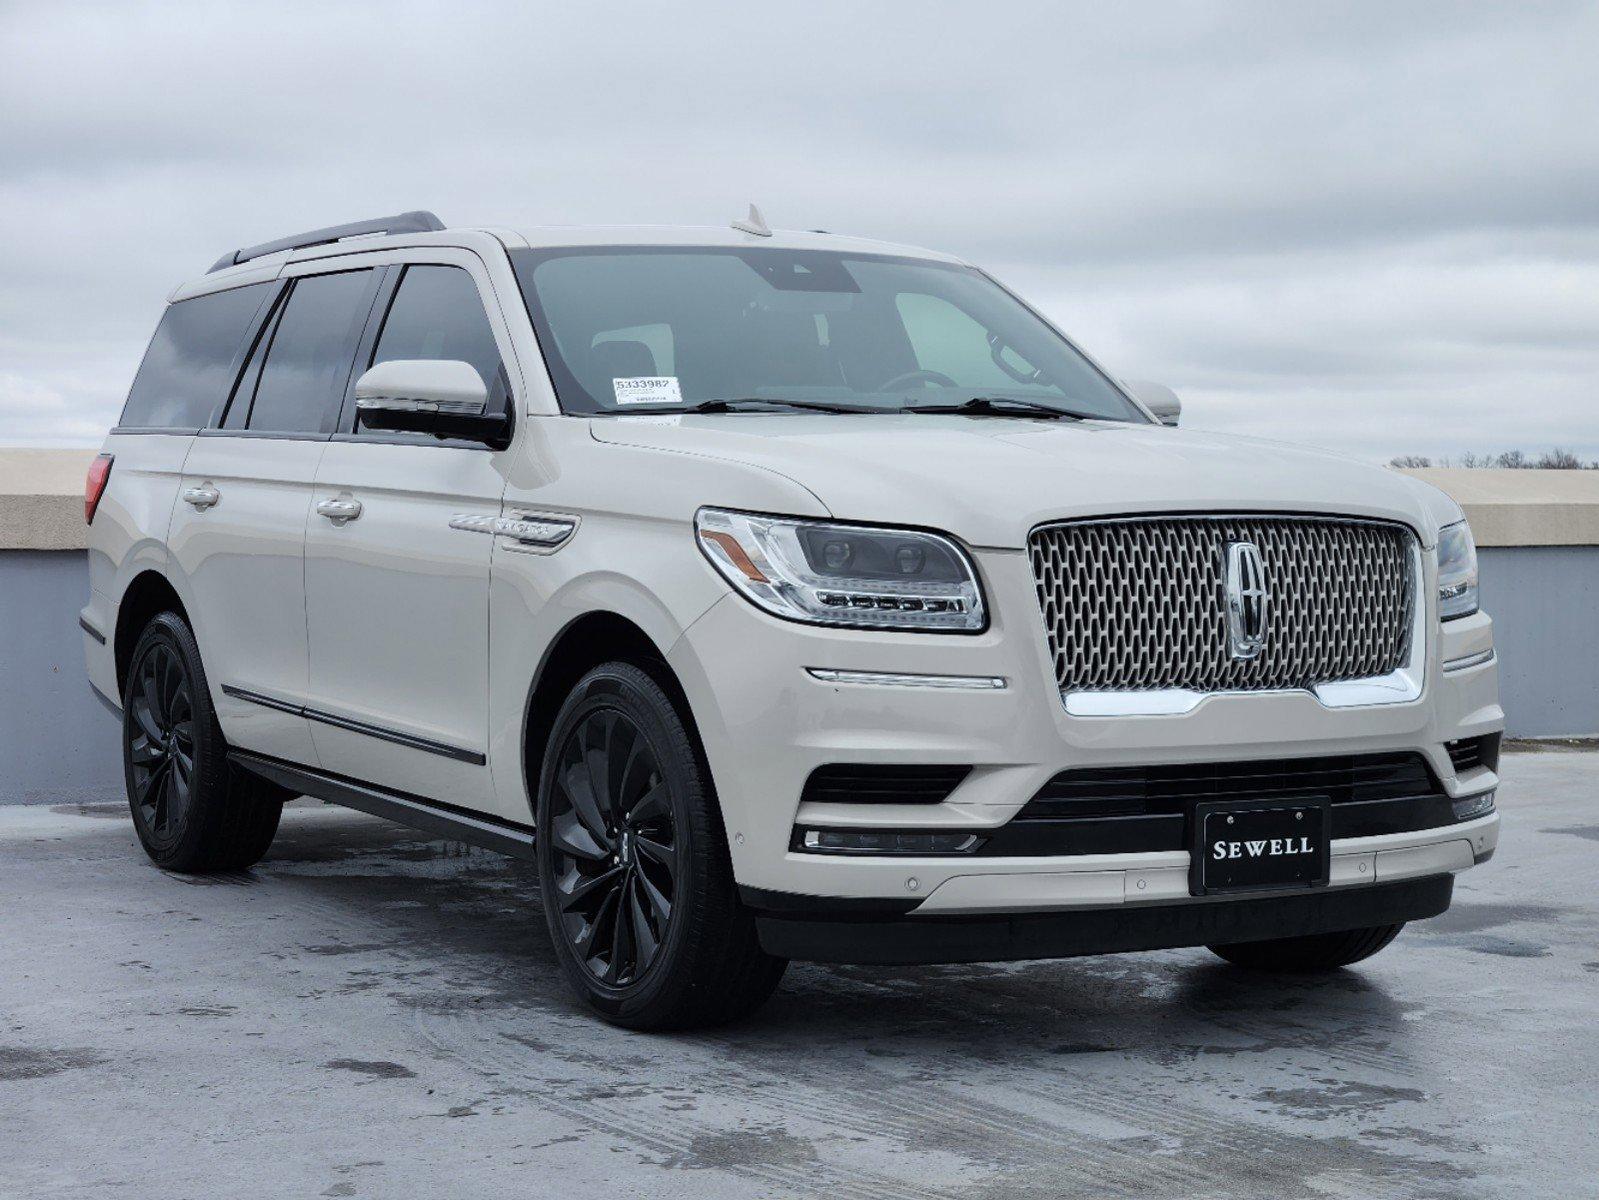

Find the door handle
[[181, 485, 220, 510], [316, 497, 363, 524]]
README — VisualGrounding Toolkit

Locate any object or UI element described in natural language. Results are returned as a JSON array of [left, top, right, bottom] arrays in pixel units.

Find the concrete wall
[[0, 551, 123, 803], [1479, 546, 1599, 739], [1, 451, 1596, 803], [1406, 468, 1599, 547]]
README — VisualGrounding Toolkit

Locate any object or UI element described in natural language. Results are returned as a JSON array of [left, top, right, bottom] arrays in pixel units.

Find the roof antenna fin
[[731, 203, 772, 237]]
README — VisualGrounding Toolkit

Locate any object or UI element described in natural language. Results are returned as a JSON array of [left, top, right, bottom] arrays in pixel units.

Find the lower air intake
[[800, 764, 971, 806]]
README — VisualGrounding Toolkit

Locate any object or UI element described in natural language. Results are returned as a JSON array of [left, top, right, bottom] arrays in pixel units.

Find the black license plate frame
[[1190, 798, 1332, 896]]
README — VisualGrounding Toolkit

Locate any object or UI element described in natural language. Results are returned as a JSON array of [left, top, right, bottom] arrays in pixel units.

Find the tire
[[1207, 922, 1405, 971], [121, 611, 285, 872], [535, 661, 787, 1030]]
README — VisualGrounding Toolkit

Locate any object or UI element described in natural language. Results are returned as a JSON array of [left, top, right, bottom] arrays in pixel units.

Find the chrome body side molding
[[221, 684, 486, 765]]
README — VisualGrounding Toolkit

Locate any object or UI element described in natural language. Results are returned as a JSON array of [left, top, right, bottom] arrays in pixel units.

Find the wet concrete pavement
[[1, 748, 1594, 1198]]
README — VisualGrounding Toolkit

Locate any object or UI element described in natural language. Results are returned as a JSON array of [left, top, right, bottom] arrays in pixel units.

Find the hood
[[590, 414, 1454, 550]]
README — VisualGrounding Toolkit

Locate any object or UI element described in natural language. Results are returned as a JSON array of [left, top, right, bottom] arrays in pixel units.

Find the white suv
[[81, 210, 1503, 1028]]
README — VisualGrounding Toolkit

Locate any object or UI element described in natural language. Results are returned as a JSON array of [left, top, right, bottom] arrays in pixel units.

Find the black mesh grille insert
[[1024, 753, 1439, 818], [980, 752, 1453, 856], [801, 764, 971, 806]]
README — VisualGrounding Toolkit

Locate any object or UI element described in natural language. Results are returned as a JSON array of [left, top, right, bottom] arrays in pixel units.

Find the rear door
[[89, 281, 278, 703], [168, 264, 382, 765], [303, 253, 515, 812]]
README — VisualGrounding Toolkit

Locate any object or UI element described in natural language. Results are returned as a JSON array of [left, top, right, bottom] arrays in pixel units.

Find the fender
[[486, 557, 721, 819]]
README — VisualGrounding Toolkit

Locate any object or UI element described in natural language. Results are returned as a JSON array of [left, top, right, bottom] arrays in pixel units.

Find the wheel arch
[[113, 570, 191, 699], [520, 610, 709, 823]]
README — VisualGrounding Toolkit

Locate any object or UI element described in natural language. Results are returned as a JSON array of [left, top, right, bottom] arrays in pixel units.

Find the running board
[[230, 750, 537, 860]]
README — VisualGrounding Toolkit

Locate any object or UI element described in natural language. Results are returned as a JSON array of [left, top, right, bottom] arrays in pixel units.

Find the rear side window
[[238, 270, 377, 434], [364, 264, 507, 418], [119, 283, 271, 428]]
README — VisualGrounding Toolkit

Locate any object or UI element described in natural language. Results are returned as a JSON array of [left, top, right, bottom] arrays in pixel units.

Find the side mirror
[[354, 359, 510, 445], [1122, 379, 1182, 427]]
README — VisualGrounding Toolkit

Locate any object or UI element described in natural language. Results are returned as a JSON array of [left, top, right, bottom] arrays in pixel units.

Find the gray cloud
[[1, 0, 1594, 460]]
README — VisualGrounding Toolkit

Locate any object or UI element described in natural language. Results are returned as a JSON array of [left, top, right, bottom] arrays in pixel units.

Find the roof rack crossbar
[[207, 210, 445, 273]]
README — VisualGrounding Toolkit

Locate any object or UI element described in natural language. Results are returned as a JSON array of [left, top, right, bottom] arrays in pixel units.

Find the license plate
[[1190, 799, 1331, 896]]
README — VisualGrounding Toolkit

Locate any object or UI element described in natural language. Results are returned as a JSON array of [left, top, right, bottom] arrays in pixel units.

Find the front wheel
[[1207, 923, 1405, 971], [535, 661, 786, 1029]]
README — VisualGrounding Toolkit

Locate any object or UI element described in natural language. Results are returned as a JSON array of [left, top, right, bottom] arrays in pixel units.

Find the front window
[[509, 246, 1146, 422]]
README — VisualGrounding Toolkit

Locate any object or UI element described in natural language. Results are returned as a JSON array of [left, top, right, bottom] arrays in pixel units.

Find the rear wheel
[[535, 661, 786, 1029], [1207, 923, 1405, 971], [122, 612, 285, 872]]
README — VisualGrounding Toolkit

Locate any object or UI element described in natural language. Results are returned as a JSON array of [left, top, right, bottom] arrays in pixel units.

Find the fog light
[[1452, 790, 1496, 820], [798, 829, 983, 855]]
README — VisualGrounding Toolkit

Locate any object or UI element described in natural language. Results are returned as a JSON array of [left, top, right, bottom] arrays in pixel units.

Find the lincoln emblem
[[1224, 540, 1269, 660]]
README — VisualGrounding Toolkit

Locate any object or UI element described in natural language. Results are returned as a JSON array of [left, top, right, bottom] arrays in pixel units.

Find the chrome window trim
[[1054, 524, 1427, 718]]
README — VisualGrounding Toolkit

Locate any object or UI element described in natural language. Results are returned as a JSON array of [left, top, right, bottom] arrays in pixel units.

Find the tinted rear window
[[119, 283, 272, 428], [243, 270, 376, 434]]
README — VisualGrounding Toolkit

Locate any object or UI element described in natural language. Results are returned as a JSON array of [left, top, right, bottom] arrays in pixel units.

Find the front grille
[[980, 752, 1453, 856], [1028, 515, 1416, 695], [800, 764, 970, 806]]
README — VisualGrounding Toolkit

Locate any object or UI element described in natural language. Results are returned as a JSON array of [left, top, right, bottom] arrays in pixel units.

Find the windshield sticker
[[613, 376, 683, 407]]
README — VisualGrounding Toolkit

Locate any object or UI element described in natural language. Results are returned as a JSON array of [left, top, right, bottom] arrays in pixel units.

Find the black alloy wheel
[[126, 639, 197, 845], [548, 708, 680, 987], [121, 611, 286, 872], [535, 661, 787, 1029]]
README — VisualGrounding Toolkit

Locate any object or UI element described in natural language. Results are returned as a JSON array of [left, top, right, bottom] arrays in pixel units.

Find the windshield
[[508, 246, 1147, 422]]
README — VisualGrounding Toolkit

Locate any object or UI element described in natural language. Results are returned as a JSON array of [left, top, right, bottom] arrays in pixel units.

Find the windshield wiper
[[681, 397, 878, 415], [902, 397, 1092, 420]]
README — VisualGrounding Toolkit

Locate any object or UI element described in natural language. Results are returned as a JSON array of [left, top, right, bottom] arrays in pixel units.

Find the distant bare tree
[[1536, 448, 1582, 469], [1391, 448, 1598, 469]]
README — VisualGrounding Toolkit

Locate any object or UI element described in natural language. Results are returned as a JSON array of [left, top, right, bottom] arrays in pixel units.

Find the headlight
[[695, 508, 985, 632], [1437, 520, 1479, 620]]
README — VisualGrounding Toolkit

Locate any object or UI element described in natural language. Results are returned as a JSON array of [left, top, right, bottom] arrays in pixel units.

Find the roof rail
[[207, 210, 445, 273]]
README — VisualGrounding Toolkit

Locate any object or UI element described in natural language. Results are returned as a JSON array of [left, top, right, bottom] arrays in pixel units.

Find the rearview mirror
[[1122, 379, 1182, 427], [354, 359, 510, 445]]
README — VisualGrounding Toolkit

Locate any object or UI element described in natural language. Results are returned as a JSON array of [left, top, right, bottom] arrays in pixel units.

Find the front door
[[303, 259, 514, 813]]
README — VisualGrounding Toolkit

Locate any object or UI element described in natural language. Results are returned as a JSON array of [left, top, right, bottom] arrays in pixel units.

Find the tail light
[[85, 453, 114, 524]]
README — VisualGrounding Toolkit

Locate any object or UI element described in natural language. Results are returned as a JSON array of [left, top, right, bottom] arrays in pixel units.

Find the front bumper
[[666, 545, 1503, 922], [754, 874, 1458, 965]]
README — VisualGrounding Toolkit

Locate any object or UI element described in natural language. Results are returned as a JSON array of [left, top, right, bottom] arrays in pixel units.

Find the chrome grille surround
[[1028, 514, 1422, 714]]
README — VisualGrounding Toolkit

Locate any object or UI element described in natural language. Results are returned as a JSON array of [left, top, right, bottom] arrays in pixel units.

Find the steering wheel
[[879, 369, 958, 393]]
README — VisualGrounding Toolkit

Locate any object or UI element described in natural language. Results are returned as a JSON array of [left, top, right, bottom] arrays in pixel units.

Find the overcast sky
[[2, 0, 1594, 461]]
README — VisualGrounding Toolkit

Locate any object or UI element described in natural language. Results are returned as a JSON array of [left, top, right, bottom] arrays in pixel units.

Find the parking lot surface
[[1, 748, 1594, 1199]]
